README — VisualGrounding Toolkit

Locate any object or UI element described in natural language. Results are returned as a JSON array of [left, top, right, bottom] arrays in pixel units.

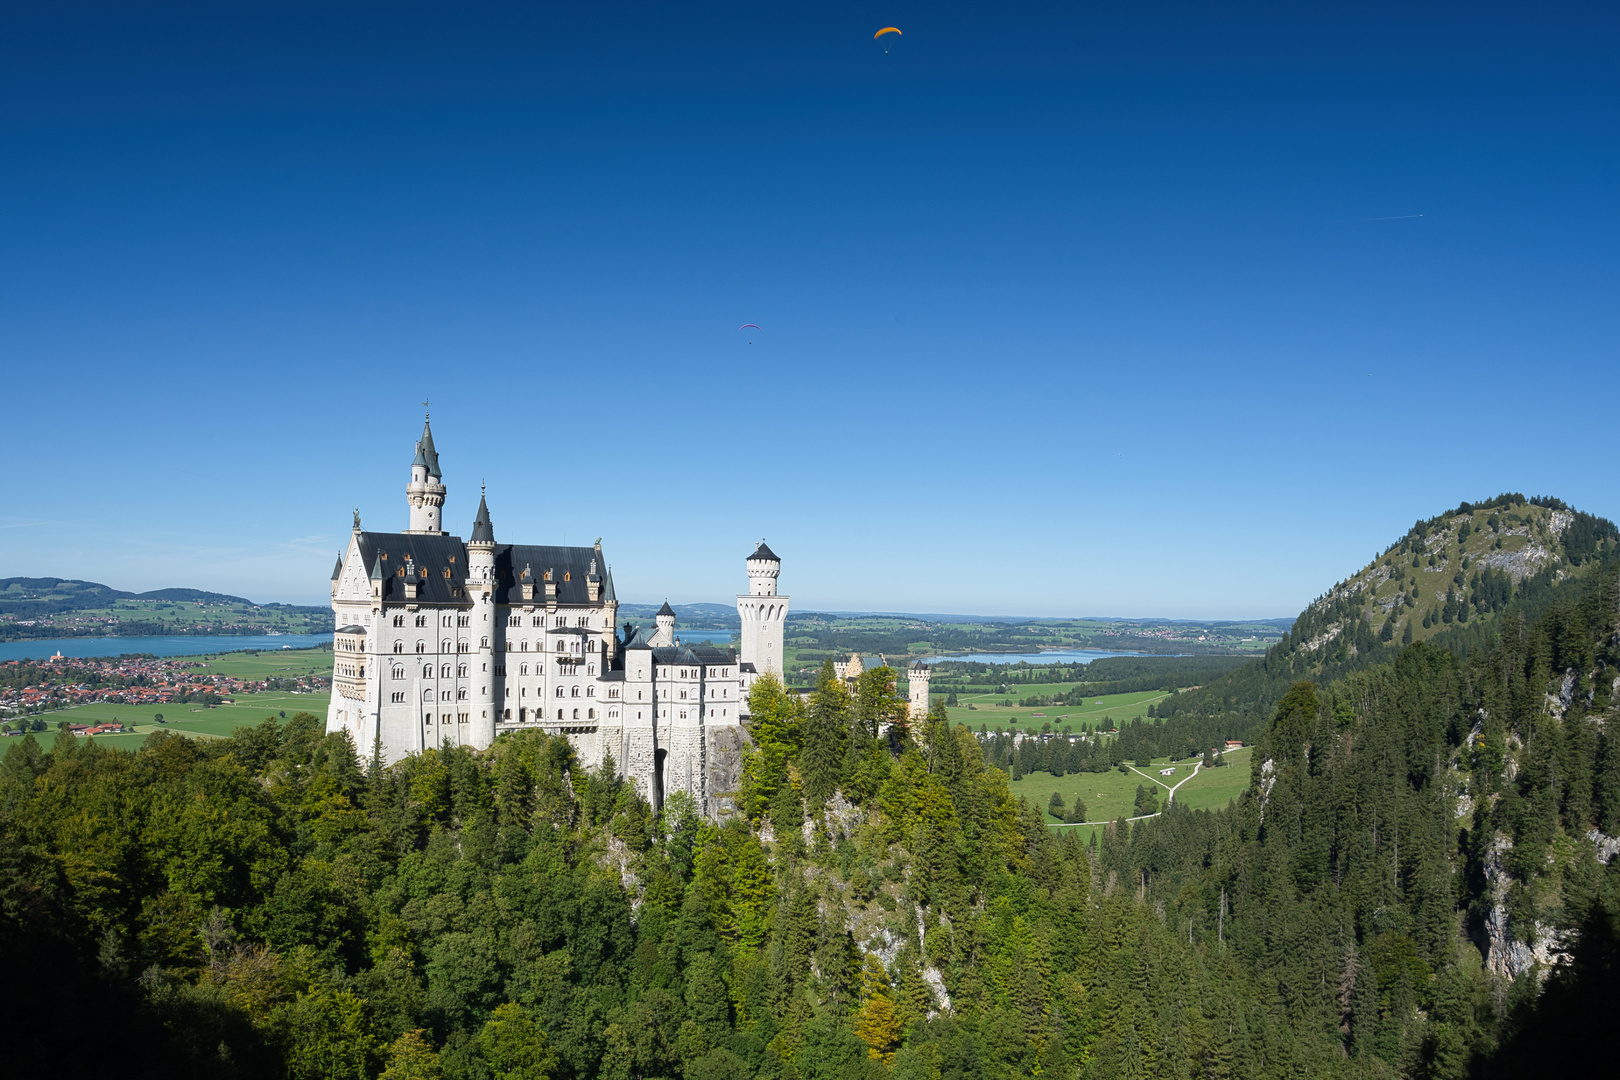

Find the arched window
[[520, 664, 528, 676], [457, 664, 468, 678], [392, 667, 404, 680], [573, 709, 580, 720], [441, 639, 451, 653], [416, 641, 425, 654], [571, 686, 580, 697], [441, 665, 450, 678], [393, 641, 403, 654], [519, 708, 527, 721], [422, 689, 434, 701], [393, 614, 404, 627], [521, 641, 528, 652], [416, 615, 427, 627], [555, 686, 563, 698], [586, 686, 594, 697], [557, 709, 564, 720]]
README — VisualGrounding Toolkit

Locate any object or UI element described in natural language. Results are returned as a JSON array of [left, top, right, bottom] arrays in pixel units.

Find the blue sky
[[2, 2, 1617, 617]]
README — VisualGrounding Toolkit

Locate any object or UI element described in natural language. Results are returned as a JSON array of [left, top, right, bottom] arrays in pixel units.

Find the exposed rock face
[[1480, 833, 1571, 980], [704, 724, 748, 819]]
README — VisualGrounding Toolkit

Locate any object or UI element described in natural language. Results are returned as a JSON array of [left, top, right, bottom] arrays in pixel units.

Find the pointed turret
[[405, 410, 448, 534], [604, 566, 617, 604], [653, 601, 676, 646], [417, 415, 442, 478], [470, 490, 494, 543], [331, 554, 344, 582]]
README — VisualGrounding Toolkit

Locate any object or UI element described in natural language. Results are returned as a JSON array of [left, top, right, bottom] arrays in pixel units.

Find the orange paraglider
[[874, 27, 900, 54]]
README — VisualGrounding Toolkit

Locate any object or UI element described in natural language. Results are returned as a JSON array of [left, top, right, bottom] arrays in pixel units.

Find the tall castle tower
[[405, 412, 447, 535], [908, 660, 932, 723], [737, 541, 788, 677], [467, 488, 498, 750]]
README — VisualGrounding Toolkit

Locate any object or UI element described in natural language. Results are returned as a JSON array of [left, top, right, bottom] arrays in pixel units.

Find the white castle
[[326, 415, 789, 815]]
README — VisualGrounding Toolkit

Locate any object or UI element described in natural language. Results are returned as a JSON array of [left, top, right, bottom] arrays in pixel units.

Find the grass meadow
[[1004, 746, 1254, 837], [8, 690, 331, 753]]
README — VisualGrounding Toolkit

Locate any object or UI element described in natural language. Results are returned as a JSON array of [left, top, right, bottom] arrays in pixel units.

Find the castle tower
[[652, 601, 676, 646], [405, 413, 447, 535], [737, 541, 788, 678], [908, 661, 932, 723], [467, 489, 498, 750]]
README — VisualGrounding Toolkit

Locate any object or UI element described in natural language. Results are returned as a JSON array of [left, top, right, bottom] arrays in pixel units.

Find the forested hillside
[[1154, 495, 1618, 744], [3, 497, 1619, 1079]]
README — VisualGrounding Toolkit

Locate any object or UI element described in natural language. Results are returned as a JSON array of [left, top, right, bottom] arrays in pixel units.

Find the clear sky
[[2, 2, 1617, 617]]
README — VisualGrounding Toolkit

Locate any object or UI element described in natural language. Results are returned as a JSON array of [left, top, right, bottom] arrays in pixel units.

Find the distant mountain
[[0, 576, 330, 640]]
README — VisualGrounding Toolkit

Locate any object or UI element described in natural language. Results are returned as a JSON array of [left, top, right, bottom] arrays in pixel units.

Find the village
[[0, 651, 331, 726]]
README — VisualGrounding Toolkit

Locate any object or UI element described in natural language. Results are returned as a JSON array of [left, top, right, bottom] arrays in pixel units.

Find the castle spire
[[470, 486, 494, 543], [404, 410, 447, 535]]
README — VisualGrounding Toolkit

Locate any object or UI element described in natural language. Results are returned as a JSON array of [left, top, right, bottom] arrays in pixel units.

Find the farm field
[[7, 689, 330, 752], [1005, 746, 1252, 830], [1171, 746, 1253, 811], [948, 689, 1171, 732]]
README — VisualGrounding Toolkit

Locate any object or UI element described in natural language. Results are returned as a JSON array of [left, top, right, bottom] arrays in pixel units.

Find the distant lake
[[0, 633, 334, 663], [920, 649, 1147, 666], [675, 631, 738, 644]]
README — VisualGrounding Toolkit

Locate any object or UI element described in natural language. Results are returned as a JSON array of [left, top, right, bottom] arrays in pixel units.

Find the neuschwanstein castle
[[326, 415, 795, 816]]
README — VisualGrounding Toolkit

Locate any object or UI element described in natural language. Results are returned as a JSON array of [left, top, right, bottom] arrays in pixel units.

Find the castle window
[[587, 665, 595, 676], [441, 639, 451, 652], [557, 709, 564, 720], [422, 689, 433, 701], [680, 691, 687, 700], [587, 686, 594, 697], [416, 641, 425, 653], [457, 615, 469, 627], [457, 689, 467, 700], [555, 616, 565, 627], [521, 641, 528, 652], [392, 667, 404, 680], [505, 709, 512, 720], [393, 615, 404, 627], [520, 664, 528, 676], [555, 686, 563, 698], [609, 688, 619, 699], [392, 692, 405, 703], [573, 709, 580, 719], [508, 615, 520, 627], [441, 665, 450, 678], [587, 708, 595, 720], [519, 708, 526, 721], [532, 616, 543, 626], [578, 616, 588, 627], [423, 665, 432, 678], [394, 642, 403, 654], [571, 686, 580, 697], [416, 615, 427, 627], [443, 616, 452, 627], [457, 664, 468, 677]]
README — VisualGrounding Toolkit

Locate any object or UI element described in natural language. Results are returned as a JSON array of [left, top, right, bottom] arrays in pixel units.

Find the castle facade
[[326, 416, 788, 815]]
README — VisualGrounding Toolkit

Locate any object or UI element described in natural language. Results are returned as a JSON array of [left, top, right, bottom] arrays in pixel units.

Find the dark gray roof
[[603, 567, 617, 604], [355, 531, 610, 609], [748, 541, 780, 563], [470, 493, 494, 543], [336, 624, 366, 634], [331, 555, 344, 581], [416, 417, 442, 478], [651, 644, 738, 666], [657, 600, 675, 617]]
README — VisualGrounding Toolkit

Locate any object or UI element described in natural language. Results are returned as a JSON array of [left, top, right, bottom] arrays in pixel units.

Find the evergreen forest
[[4, 497, 1620, 1079]]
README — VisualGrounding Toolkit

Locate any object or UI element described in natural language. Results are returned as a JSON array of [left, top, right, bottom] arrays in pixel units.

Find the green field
[[1005, 746, 1253, 833], [8, 689, 331, 752], [947, 689, 1170, 733]]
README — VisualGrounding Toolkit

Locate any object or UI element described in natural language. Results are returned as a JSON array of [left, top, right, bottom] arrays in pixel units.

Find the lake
[[920, 648, 1147, 666], [0, 633, 335, 663]]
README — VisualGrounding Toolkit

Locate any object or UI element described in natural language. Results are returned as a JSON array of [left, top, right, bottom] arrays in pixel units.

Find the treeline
[[5, 583, 1619, 1080], [931, 654, 1250, 696]]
